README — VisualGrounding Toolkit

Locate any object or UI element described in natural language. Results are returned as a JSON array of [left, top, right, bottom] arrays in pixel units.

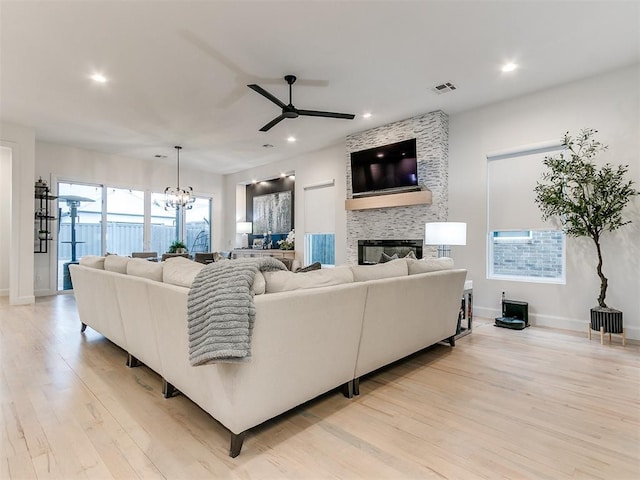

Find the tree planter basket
[[589, 307, 625, 346]]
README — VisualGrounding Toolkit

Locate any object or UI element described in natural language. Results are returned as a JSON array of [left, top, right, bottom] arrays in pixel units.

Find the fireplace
[[358, 239, 423, 265]]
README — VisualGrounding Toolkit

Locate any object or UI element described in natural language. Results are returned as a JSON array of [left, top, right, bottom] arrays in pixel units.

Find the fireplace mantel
[[345, 189, 432, 211]]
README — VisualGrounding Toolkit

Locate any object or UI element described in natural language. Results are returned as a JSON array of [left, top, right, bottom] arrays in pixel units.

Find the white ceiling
[[1, 1, 638, 175]]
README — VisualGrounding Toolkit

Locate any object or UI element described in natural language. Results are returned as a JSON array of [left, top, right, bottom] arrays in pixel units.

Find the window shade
[[487, 150, 561, 231], [304, 183, 335, 233]]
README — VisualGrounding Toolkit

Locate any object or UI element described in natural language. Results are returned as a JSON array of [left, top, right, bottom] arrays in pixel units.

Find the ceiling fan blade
[[247, 84, 286, 109], [297, 109, 355, 120], [260, 114, 287, 132]]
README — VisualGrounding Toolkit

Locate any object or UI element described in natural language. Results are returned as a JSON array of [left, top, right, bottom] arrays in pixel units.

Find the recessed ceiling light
[[287, 136, 296, 143], [362, 112, 372, 119], [501, 62, 518, 73], [90, 73, 108, 83]]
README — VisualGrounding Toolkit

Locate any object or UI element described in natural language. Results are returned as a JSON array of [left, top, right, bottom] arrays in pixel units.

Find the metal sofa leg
[[162, 379, 179, 399], [342, 380, 354, 398], [80, 322, 87, 332], [126, 353, 141, 368], [448, 335, 456, 347], [230, 431, 246, 458], [353, 377, 360, 396]]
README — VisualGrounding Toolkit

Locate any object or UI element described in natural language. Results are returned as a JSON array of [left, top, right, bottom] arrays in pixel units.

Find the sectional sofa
[[70, 255, 466, 457]]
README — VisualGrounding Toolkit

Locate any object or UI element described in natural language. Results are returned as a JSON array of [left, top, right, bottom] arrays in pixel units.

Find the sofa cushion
[[79, 255, 105, 270], [127, 258, 164, 282], [162, 257, 205, 288], [252, 271, 266, 295], [351, 258, 408, 282], [407, 257, 454, 275], [104, 254, 130, 274], [263, 266, 354, 293]]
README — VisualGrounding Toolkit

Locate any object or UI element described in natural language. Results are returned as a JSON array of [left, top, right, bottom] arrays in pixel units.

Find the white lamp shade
[[236, 222, 252, 234], [424, 222, 467, 246]]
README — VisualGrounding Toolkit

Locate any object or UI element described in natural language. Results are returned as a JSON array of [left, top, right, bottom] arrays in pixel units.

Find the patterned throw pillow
[[296, 261, 321, 273], [404, 250, 417, 259]]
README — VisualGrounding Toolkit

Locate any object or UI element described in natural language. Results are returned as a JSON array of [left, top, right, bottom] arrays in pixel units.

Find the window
[[106, 187, 144, 255], [489, 230, 565, 281], [487, 144, 565, 283], [304, 182, 335, 267], [185, 197, 211, 253], [150, 192, 179, 255]]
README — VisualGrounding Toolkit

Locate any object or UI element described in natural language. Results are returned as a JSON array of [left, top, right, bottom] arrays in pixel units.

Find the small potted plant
[[277, 229, 295, 250], [168, 240, 188, 254], [534, 128, 638, 338]]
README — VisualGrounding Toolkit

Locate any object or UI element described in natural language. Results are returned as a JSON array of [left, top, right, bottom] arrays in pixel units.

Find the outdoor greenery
[[534, 128, 638, 308]]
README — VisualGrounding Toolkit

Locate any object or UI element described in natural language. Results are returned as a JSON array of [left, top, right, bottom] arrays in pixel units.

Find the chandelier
[[164, 145, 195, 210]]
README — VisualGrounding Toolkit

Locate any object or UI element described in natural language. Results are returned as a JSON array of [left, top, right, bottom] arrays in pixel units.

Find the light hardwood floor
[[1, 295, 638, 479]]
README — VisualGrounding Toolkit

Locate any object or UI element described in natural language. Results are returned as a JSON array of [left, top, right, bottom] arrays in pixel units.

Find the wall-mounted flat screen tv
[[350, 138, 418, 197]]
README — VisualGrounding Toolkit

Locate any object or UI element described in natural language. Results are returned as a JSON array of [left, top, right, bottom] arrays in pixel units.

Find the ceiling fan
[[247, 75, 355, 132]]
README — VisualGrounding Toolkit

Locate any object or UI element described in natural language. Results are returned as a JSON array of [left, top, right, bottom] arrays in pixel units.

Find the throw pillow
[[351, 258, 409, 282], [296, 261, 321, 273], [162, 257, 205, 288], [263, 266, 354, 293], [127, 258, 163, 282], [379, 252, 399, 263], [79, 255, 105, 270], [407, 257, 454, 275], [404, 250, 417, 259], [104, 254, 130, 274]]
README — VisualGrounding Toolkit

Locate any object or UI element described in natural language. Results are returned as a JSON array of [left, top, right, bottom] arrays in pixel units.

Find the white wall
[[35, 142, 224, 295], [1, 122, 36, 305], [0, 147, 11, 295], [449, 64, 640, 339], [222, 143, 348, 265]]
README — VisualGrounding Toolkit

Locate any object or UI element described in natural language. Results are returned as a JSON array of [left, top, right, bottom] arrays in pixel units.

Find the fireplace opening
[[358, 239, 423, 265]]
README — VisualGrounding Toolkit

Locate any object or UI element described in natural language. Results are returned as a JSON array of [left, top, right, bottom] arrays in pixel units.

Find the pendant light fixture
[[164, 145, 195, 210]]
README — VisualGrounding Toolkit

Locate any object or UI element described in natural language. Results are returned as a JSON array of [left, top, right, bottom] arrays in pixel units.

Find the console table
[[456, 280, 473, 339], [232, 249, 295, 260]]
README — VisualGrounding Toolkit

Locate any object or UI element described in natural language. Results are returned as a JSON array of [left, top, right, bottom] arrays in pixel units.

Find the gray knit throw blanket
[[187, 256, 287, 365]]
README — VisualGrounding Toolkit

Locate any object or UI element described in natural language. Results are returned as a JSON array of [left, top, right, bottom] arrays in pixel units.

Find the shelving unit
[[34, 180, 57, 254]]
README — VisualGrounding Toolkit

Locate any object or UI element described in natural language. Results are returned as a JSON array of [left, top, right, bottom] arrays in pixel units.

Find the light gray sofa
[[70, 255, 466, 457]]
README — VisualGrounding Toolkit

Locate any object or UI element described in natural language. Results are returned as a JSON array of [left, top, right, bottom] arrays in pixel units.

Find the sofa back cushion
[[350, 258, 408, 282], [104, 254, 130, 274], [79, 255, 105, 270], [162, 256, 205, 288], [407, 257, 454, 275], [127, 258, 164, 282], [263, 266, 354, 293]]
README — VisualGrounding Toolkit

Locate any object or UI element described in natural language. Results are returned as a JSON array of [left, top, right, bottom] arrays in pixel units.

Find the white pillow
[[350, 258, 408, 282], [407, 257, 454, 275], [79, 255, 105, 270], [252, 271, 266, 295], [162, 256, 205, 288], [127, 258, 163, 282], [104, 254, 130, 274], [263, 266, 354, 293]]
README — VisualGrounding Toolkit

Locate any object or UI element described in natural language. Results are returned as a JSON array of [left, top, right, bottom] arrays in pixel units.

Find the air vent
[[433, 82, 457, 94]]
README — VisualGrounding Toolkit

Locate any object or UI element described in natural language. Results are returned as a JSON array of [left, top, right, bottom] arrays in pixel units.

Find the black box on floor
[[495, 317, 527, 330], [503, 300, 529, 326]]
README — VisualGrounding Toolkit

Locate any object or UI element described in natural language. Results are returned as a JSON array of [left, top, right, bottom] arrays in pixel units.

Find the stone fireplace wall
[[346, 110, 449, 263]]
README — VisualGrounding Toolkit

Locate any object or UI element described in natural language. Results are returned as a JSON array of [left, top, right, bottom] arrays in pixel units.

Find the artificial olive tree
[[534, 128, 637, 309]]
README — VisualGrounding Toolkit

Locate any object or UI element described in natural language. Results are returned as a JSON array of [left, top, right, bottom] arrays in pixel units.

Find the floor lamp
[[424, 222, 467, 257], [236, 222, 252, 248]]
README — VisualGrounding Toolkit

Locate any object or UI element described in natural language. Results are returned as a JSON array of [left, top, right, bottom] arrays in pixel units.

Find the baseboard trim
[[0, 289, 8, 297], [10, 295, 35, 305], [475, 306, 639, 341]]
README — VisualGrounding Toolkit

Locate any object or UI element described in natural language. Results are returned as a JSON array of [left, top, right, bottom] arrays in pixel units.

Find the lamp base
[[241, 234, 249, 249], [437, 245, 451, 258]]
